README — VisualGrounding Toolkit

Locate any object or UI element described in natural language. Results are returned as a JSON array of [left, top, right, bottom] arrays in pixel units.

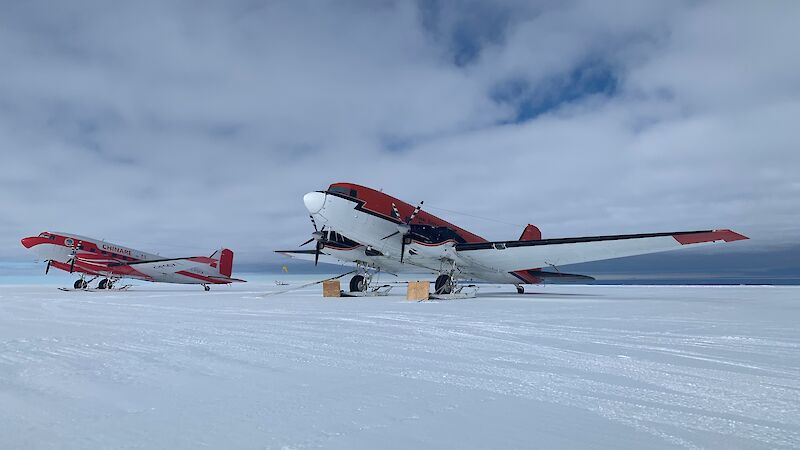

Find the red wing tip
[[673, 229, 749, 245], [717, 229, 749, 242]]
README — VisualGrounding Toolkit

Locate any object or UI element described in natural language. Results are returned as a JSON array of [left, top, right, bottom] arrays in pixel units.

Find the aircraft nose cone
[[21, 237, 37, 249], [303, 192, 326, 214]]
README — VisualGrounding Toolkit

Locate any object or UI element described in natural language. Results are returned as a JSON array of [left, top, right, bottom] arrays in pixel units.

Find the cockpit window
[[38, 232, 49, 238], [328, 186, 358, 198]]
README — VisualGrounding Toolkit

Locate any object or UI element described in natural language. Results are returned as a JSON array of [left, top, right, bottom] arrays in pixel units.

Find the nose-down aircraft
[[277, 183, 748, 295], [21, 231, 245, 290]]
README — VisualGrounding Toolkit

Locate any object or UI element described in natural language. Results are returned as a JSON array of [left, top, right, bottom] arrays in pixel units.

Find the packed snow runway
[[1, 279, 798, 449]]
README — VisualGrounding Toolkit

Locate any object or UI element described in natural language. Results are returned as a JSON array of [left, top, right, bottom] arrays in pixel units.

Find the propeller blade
[[314, 242, 321, 266], [45, 260, 51, 275], [299, 237, 315, 247], [400, 236, 406, 263], [408, 201, 424, 222], [69, 258, 75, 273], [381, 231, 400, 240], [391, 203, 401, 220], [309, 215, 318, 232]]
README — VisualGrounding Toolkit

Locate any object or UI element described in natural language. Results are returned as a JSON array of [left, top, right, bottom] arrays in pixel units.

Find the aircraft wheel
[[435, 274, 452, 294], [516, 285, 525, 294], [98, 279, 109, 289], [74, 279, 88, 289], [349, 275, 366, 292]]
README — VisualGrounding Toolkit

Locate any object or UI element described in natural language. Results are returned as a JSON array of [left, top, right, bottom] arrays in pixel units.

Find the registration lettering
[[101, 244, 132, 256]]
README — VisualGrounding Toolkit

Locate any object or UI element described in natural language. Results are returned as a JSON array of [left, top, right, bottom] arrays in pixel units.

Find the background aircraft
[[278, 183, 748, 295], [21, 231, 244, 290]]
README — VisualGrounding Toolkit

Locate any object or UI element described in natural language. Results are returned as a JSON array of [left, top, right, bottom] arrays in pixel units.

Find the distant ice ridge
[[0, 283, 798, 449]]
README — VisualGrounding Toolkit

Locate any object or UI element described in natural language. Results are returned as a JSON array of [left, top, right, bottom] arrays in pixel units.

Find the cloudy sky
[[2, 0, 798, 271]]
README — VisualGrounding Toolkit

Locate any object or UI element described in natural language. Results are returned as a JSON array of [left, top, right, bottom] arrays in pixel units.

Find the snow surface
[[1, 277, 799, 449]]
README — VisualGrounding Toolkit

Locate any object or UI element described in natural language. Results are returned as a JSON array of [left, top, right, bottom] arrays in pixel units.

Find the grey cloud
[[0, 0, 797, 268]]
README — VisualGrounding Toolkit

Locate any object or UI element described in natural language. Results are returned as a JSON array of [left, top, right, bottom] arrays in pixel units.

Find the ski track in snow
[[0, 283, 798, 449]]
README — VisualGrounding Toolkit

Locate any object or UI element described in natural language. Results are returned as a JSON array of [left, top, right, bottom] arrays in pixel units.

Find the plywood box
[[322, 280, 341, 298], [406, 281, 430, 301]]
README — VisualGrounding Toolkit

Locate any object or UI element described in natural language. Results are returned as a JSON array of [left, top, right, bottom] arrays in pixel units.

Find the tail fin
[[219, 248, 234, 277], [519, 224, 541, 241]]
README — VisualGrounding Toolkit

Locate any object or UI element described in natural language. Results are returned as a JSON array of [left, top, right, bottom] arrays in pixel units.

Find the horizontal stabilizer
[[526, 270, 594, 281], [522, 270, 595, 283]]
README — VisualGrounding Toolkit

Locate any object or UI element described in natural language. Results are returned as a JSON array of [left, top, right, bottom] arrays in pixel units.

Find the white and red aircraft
[[278, 183, 748, 295], [21, 231, 245, 290]]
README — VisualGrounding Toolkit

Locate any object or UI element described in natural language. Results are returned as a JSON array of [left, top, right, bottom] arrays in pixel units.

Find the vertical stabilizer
[[519, 224, 542, 241], [219, 248, 234, 277]]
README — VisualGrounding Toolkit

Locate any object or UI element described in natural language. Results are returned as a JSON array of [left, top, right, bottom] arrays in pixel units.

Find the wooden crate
[[322, 280, 341, 298], [406, 281, 430, 301]]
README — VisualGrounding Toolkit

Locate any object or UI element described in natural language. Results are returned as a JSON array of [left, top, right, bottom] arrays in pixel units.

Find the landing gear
[[339, 263, 392, 297], [428, 259, 477, 299], [349, 274, 367, 292], [61, 275, 129, 292], [516, 284, 525, 294], [435, 274, 453, 295], [203, 284, 211, 292]]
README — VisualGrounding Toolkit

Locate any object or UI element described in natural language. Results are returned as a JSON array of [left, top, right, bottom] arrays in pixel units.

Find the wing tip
[[673, 229, 749, 245]]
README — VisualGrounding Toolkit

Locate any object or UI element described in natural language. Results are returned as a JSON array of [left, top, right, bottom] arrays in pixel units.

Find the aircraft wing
[[455, 229, 748, 273], [108, 257, 195, 267], [109, 257, 246, 282], [274, 249, 350, 266], [275, 248, 409, 275]]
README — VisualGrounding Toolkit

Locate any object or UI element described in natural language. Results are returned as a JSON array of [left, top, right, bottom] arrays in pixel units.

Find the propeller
[[67, 241, 81, 273], [299, 215, 328, 266], [381, 201, 424, 263], [45, 260, 51, 275]]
